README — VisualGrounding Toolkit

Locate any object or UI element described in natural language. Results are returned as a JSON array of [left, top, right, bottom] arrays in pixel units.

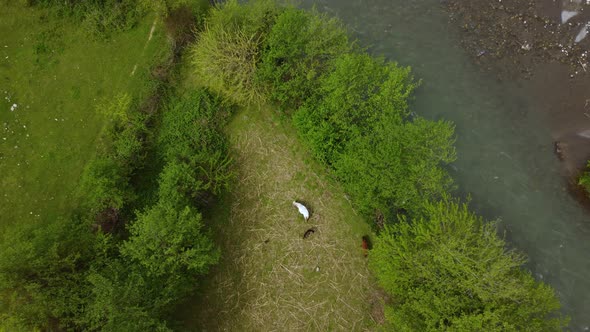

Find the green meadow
[[0, 5, 168, 231]]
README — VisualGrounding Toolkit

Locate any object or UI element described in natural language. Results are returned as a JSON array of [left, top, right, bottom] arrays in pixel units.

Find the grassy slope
[[0, 5, 168, 231], [179, 103, 382, 331]]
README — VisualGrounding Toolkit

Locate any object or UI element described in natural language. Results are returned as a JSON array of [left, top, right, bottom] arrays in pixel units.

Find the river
[[300, 0, 590, 330]]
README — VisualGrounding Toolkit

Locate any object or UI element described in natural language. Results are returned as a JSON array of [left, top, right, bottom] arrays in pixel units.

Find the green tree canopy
[[292, 53, 454, 219], [121, 202, 219, 278], [0, 216, 96, 330], [256, 7, 350, 108], [369, 198, 568, 331]]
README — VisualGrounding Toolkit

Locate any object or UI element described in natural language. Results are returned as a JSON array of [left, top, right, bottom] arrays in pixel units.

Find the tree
[[334, 116, 455, 217], [121, 202, 219, 278], [292, 53, 453, 219], [78, 156, 133, 217], [84, 260, 174, 332], [83, 196, 219, 331], [369, 198, 569, 331], [157, 90, 234, 201], [0, 216, 96, 331], [256, 7, 350, 108], [138, 0, 199, 17], [157, 91, 227, 164], [293, 53, 417, 164]]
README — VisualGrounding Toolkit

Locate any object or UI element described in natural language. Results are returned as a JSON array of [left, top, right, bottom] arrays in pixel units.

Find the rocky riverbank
[[444, 0, 590, 194]]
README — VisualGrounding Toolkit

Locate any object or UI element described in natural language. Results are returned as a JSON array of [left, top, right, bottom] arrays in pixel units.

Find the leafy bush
[[83, 200, 219, 332], [138, 0, 202, 17], [79, 0, 144, 37], [122, 202, 219, 278], [0, 216, 96, 331], [28, 0, 146, 38], [78, 90, 230, 331], [77, 88, 232, 330], [157, 91, 227, 163], [293, 53, 453, 218], [578, 160, 590, 195], [84, 260, 175, 332], [256, 7, 350, 108], [369, 198, 568, 331], [191, 0, 282, 104], [78, 156, 133, 216], [335, 116, 455, 217], [293, 53, 416, 163], [77, 94, 147, 226], [158, 90, 233, 198], [157, 161, 201, 206]]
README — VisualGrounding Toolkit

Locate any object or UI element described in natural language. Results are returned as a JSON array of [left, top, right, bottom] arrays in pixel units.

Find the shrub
[[79, 0, 144, 38], [84, 261, 175, 332], [293, 53, 417, 164], [0, 216, 96, 330], [80, 87, 232, 330], [157, 90, 228, 163], [191, 0, 282, 104], [578, 160, 590, 195], [369, 198, 568, 331], [77, 94, 148, 222], [121, 203, 219, 278], [157, 90, 233, 199], [78, 156, 133, 216], [292, 53, 453, 219], [256, 7, 350, 108], [138, 0, 202, 17], [335, 116, 455, 217], [157, 161, 201, 206], [28, 0, 147, 38]]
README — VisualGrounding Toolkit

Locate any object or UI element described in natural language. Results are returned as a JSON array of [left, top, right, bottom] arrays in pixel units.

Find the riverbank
[[297, 0, 590, 329], [444, 0, 590, 187]]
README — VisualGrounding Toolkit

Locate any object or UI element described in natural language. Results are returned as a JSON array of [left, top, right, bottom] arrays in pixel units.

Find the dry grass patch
[[182, 105, 381, 331]]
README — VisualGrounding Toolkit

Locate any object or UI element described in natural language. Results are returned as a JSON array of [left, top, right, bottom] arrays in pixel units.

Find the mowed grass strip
[[182, 104, 381, 331], [0, 5, 169, 231]]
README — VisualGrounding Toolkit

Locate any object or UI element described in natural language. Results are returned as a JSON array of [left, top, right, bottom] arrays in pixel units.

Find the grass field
[[177, 103, 383, 331], [0, 4, 169, 231]]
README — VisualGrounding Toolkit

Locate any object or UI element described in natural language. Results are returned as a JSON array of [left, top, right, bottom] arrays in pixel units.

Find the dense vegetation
[[192, 0, 568, 330], [13, 0, 202, 37], [370, 198, 565, 331], [0, 2, 231, 329], [0, 84, 231, 330], [578, 161, 590, 196], [0, 0, 568, 330]]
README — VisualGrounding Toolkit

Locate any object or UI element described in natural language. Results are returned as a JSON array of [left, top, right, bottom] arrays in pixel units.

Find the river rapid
[[300, 0, 590, 330]]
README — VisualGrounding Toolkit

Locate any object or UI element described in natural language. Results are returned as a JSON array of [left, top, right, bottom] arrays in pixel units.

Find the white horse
[[292, 201, 310, 221]]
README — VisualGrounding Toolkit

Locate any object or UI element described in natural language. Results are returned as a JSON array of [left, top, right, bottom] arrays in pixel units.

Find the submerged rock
[[575, 23, 590, 43]]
